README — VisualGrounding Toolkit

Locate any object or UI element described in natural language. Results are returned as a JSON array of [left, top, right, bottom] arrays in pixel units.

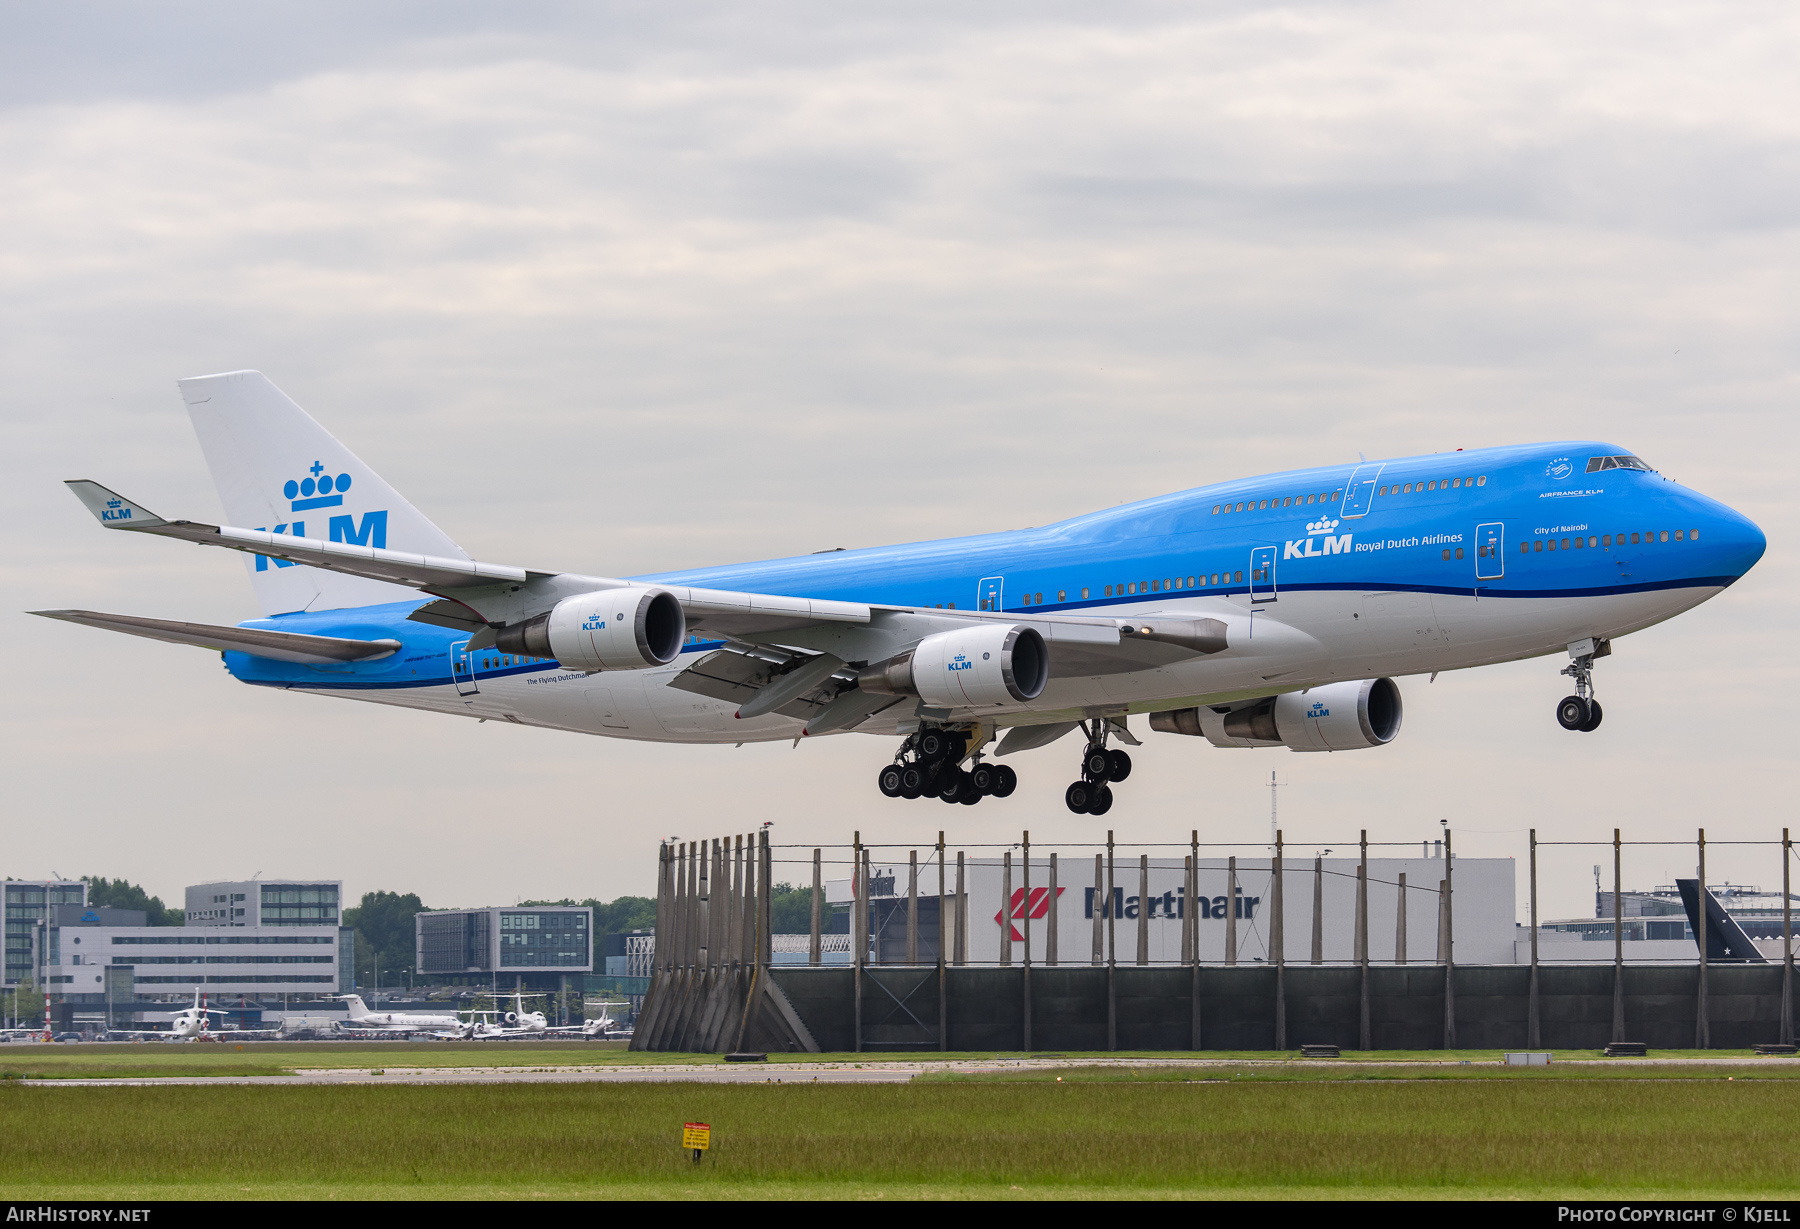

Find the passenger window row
[[1379, 476, 1487, 496], [1104, 573, 1242, 598], [1518, 529, 1698, 554], [1213, 491, 1339, 514], [1013, 571, 1251, 606], [470, 655, 551, 670]]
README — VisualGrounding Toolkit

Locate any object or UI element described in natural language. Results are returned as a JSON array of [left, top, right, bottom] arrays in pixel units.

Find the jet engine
[[857, 624, 1049, 708], [1150, 677, 1402, 752], [494, 585, 685, 671]]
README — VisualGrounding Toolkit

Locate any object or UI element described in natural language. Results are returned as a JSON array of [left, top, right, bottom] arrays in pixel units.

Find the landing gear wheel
[[938, 768, 969, 803], [959, 790, 982, 805], [1556, 695, 1590, 731], [1087, 784, 1114, 816], [899, 764, 926, 799], [969, 763, 997, 795], [917, 729, 950, 760], [1106, 749, 1132, 782], [1580, 699, 1604, 732], [1083, 747, 1112, 781], [992, 764, 1018, 798], [1065, 781, 1093, 814], [878, 764, 904, 798]]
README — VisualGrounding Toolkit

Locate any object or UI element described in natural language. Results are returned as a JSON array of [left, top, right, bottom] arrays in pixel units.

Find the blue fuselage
[[225, 440, 1765, 702]]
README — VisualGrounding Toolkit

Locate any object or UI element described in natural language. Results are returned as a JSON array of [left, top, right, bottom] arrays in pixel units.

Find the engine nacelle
[[495, 585, 685, 671], [858, 624, 1049, 708], [1150, 677, 1402, 752]]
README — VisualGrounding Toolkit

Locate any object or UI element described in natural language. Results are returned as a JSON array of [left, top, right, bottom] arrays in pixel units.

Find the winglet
[[64, 480, 168, 529]]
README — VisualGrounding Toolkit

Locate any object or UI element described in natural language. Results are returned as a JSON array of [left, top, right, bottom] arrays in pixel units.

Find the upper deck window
[[1586, 455, 1654, 473]]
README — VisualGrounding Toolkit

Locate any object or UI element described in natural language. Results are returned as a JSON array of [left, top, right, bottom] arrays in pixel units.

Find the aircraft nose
[[1705, 501, 1765, 581]]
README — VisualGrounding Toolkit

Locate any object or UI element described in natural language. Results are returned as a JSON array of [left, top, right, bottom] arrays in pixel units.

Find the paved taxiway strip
[[20, 1054, 1795, 1087], [25, 1066, 921, 1087]]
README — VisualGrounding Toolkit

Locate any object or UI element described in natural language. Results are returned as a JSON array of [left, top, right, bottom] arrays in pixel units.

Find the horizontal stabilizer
[[65, 480, 167, 529], [31, 610, 400, 665]]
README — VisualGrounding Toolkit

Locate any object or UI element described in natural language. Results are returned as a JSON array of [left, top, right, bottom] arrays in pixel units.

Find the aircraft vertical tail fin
[[178, 371, 469, 616], [338, 994, 369, 1021]]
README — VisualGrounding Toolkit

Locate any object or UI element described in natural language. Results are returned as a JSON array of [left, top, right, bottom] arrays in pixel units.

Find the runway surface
[[18, 1053, 1795, 1087]]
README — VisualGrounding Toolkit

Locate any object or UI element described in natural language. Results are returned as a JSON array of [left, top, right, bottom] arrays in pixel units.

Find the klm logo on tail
[[255, 463, 386, 570], [1285, 516, 1352, 561], [286, 461, 352, 511], [100, 498, 132, 523]]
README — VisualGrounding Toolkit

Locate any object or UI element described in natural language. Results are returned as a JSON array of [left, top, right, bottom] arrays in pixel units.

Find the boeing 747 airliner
[[37, 372, 1765, 814]]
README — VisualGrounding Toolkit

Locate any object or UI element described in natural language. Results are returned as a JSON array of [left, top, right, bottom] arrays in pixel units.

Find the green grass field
[[2, 1063, 1796, 1200]]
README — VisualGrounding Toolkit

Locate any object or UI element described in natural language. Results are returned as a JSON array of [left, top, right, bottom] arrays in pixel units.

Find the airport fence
[[631, 828, 1795, 1054]]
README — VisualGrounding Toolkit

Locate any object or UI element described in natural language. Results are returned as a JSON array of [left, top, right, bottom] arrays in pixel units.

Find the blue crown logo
[[284, 461, 351, 510], [105, 498, 121, 508]]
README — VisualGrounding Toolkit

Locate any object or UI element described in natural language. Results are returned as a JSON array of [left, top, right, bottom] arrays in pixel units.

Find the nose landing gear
[[1066, 720, 1131, 814], [877, 727, 1015, 804], [1555, 637, 1609, 732]]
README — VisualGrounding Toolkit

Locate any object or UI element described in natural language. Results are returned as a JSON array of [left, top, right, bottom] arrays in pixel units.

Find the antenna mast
[[1269, 771, 1282, 853]]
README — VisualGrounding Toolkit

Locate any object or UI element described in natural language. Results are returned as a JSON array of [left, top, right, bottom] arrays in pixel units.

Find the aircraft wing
[[63, 481, 1235, 703], [29, 610, 401, 665]]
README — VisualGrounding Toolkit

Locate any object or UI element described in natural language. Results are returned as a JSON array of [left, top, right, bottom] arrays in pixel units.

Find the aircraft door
[[1340, 464, 1383, 518], [451, 641, 479, 696], [977, 575, 1004, 611], [1475, 522, 1504, 580], [1249, 546, 1277, 604]]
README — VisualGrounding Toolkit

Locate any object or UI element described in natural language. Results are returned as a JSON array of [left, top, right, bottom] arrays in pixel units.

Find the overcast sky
[[2, 2, 1794, 924]]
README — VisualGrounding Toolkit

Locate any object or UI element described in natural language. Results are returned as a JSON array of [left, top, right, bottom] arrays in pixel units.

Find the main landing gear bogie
[[1066, 721, 1131, 815], [877, 728, 1015, 806]]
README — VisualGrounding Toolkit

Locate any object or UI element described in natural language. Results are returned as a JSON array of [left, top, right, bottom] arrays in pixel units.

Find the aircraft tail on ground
[[336, 994, 371, 1021], [179, 370, 469, 616]]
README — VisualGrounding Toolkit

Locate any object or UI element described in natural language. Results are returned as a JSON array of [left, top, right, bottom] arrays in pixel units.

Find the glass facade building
[[186, 880, 341, 928], [4, 880, 86, 987], [416, 906, 592, 980]]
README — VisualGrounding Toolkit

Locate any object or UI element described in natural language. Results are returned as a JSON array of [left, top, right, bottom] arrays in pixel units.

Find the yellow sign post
[[682, 1122, 711, 1162]]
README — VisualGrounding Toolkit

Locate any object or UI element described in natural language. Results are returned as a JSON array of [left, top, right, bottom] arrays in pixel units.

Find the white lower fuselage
[[304, 585, 1715, 744]]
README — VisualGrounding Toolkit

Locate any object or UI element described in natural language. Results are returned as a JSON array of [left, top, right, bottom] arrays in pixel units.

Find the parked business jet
[[461, 992, 608, 1038], [37, 372, 1764, 814], [109, 988, 228, 1041], [335, 993, 461, 1034]]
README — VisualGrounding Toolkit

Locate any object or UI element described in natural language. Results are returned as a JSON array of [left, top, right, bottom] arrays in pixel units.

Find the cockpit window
[[1586, 455, 1654, 473]]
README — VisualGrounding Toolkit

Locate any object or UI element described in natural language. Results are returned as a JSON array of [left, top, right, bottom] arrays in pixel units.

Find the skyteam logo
[[1545, 457, 1574, 481], [254, 461, 388, 571], [1285, 516, 1352, 561], [949, 653, 973, 673], [100, 497, 131, 522]]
